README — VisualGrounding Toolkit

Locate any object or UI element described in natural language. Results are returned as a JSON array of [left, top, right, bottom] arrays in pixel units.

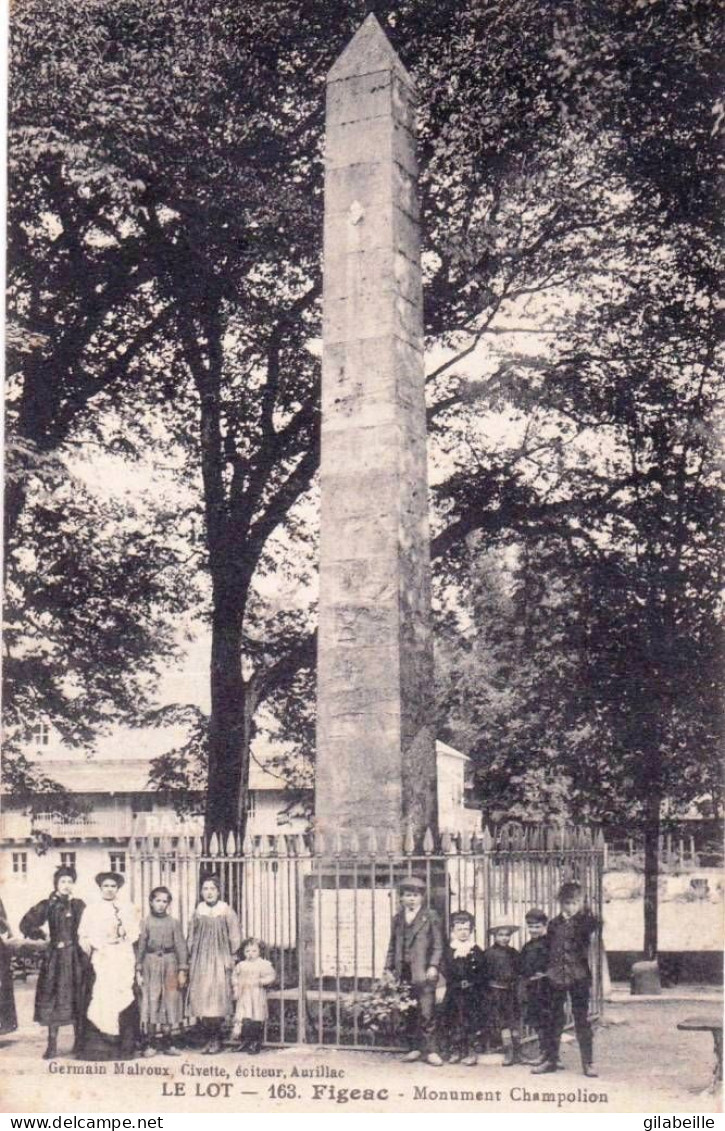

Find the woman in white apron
[[78, 872, 141, 1059]]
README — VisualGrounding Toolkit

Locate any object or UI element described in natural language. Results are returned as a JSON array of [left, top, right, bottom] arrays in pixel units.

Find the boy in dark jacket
[[443, 910, 486, 1065], [533, 881, 600, 1077], [519, 908, 553, 1068], [483, 923, 521, 1065], [384, 876, 444, 1066]]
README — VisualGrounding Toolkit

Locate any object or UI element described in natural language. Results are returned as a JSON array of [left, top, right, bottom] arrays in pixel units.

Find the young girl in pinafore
[[185, 875, 241, 1054], [231, 938, 275, 1054], [136, 886, 188, 1057]]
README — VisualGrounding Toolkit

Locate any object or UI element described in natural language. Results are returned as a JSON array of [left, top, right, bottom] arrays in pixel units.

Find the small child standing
[[136, 887, 188, 1057], [442, 910, 486, 1065], [231, 938, 275, 1054], [484, 922, 521, 1065], [519, 908, 553, 1069]]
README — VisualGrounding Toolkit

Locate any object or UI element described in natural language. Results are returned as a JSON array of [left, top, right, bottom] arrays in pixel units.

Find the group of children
[[136, 876, 275, 1058], [385, 876, 599, 1077], [19, 866, 597, 1069]]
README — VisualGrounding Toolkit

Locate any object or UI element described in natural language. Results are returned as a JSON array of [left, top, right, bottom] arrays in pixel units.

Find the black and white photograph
[[1, 0, 722, 1116]]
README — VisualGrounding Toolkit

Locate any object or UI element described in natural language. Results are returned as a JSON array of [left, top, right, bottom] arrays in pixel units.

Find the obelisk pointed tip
[[328, 12, 411, 84]]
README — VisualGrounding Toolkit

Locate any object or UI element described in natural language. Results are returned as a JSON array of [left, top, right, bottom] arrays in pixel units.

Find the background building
[[0, 727, 480, 931]]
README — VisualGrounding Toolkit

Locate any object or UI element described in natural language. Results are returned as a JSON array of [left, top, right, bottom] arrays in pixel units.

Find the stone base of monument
[[630, 959, 662, 995]]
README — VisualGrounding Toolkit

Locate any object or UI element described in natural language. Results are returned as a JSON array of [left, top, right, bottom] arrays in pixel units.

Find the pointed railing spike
[[367, 827, 378, 856], [277, 834, 289, 857], [349, 829, 360, 856], [460, 828, 472, 854], [440, 829, 452, 854], [334, 830, 344, 856], [252, 836, 263, 858], [403, 820, 416, 856], [595, 828, 605, 849], [422, 827, 435, 855], [242, 830, 254, 856], [208, 832, 220, 858], [481, 825, 493, 852], [226, 831, 236, 857], [385, 829, 397, 855]]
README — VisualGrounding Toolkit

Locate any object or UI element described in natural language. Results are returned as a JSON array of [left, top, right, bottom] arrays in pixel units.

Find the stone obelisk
[[315, 15, 437, 845]]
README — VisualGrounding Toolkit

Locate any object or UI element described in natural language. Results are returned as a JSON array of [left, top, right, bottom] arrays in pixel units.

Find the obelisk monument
[[315, 15, 437, 844]]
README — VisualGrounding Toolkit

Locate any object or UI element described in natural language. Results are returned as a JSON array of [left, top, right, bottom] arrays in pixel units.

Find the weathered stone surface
[[316, 15, 437, 842]]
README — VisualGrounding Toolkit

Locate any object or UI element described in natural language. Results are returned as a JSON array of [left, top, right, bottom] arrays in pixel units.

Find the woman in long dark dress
[[0, 897, 18, 1038], [20, 866, 87, 1059]]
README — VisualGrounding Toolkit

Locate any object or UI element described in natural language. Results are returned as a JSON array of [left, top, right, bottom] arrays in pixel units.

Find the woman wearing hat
[[20, 865, 88, 1059], [77, 871, 141, 1060]]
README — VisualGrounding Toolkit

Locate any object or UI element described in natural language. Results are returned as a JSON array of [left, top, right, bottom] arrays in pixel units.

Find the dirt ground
[[0, 980, 721, 1115]]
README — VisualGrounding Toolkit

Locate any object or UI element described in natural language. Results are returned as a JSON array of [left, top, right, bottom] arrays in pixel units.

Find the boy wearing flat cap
[[534, 881, 600, 1077], [519, 908, 553, 1068], [384, 876, 444, 1066]]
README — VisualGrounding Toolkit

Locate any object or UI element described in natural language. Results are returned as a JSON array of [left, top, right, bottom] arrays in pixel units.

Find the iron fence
[[128, 822, 604, 1051]]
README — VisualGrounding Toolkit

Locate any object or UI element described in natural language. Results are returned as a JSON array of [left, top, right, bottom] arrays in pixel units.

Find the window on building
[[109, 852, 126, 875], [60, 851, 76, 871], [12, 852, 28, 877], [30, 722, 50, 747]]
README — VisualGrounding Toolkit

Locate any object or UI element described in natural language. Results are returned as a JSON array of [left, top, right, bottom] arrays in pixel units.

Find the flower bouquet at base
[[347, 974, 418, 1038]]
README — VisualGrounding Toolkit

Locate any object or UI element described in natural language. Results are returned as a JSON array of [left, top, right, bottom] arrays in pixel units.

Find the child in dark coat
[[519, 908, 553, 1068], [484, 922, 521, 1065], [442, 910, 485, 1065], [384, 875, 444, 1067], [534, 881, 600, 1078]]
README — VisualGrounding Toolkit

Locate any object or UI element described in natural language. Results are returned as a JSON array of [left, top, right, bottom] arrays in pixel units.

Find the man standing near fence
[[384, 876, 444, 1066]]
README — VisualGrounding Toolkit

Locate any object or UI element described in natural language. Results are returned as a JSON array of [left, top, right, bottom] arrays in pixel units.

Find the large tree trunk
[[204, 580, 251, 840], [642, 791, 661, 960]]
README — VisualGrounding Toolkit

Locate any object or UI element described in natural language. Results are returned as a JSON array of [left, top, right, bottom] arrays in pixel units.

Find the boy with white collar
[[443, 910, 485, 1065]]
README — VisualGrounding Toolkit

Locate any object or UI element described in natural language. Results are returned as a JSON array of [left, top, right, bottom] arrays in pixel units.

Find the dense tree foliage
[[7, 0, 722, 959]]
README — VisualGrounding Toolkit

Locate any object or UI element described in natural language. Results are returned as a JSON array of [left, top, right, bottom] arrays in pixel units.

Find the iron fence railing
[[128, 823, 604, 1051]]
